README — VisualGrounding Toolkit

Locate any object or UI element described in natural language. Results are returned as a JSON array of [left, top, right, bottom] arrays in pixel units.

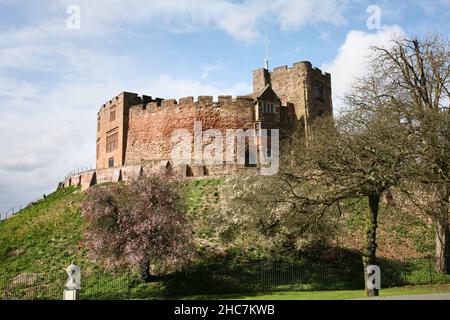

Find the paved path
[[360, 292, 450, 300]]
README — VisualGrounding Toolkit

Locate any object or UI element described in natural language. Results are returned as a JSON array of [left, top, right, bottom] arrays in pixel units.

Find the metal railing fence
[[1, 256, 449, 300]]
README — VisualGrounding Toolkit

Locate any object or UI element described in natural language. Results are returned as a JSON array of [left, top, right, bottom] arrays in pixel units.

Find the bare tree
[[274, 108, 416, 297], [347, 34, 450, 273]]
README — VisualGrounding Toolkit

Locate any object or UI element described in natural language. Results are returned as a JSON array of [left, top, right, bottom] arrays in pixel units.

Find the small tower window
[[108, 157, 115, 168], [314, 83, 325, 101], [110, 108, 116, 121]]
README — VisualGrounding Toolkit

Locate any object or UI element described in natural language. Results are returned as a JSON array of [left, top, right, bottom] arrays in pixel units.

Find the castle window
[[314, 83, 324, 101], [96, 140, 100, 159], [106, 131, 118, 153], [261, 101, 277, 114], [110, 108, 116, 122], [108, 157, 114, 168]]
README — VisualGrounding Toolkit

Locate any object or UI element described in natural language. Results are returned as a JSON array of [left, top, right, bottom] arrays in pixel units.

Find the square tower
[[253, 61, 333, 127], [96, 92, 142, 170]]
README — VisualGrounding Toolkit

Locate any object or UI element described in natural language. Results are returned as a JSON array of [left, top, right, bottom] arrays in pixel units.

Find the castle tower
[[96, 92, 143, 170], [252, 61, 333, 133]]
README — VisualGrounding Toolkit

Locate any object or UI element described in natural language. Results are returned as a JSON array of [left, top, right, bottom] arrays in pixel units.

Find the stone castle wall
[[125, 96, 256, 166], [61, 60, 333, 191], [96, 92, 144, 170], [253, 61, 332, 122]]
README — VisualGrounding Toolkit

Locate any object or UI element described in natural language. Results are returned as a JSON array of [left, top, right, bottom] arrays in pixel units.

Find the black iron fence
[[1, 257, 449, 300], [0, 197, 43, 221]]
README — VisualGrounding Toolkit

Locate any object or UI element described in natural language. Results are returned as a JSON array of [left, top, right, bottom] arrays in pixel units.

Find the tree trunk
[[140, 261, 164, 282], [140, 261, 152, 282], [435, 185, 449, 274], [435, 217, 449, 274], [363, 193, 381, 297]]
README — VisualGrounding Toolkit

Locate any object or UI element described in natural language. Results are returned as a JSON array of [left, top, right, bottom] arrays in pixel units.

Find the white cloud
[[201, 61, 226, 79], [321, 25, 406, 115], [0, 0, 350, 45], [274, 0, 348, 31], [0, 76, 39, 98], [0, 67, 251, 212]]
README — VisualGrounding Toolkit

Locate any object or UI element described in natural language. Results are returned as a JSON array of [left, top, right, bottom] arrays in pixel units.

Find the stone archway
[[165, 161, 174, 176], [90, 172, 97, 187], [186, 165, 194, 177]]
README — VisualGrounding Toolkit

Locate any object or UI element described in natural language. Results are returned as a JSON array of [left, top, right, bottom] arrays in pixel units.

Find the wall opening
[[186, 165, 194, 177], [165, 162, 174, 176], [245, 150, 257, 168], [90, 172, 97, 187]]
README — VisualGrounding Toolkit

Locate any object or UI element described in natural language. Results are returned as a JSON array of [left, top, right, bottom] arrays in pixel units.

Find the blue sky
[[0, 0, 449, 213]]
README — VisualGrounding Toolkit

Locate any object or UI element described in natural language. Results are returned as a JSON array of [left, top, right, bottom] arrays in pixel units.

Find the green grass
[[0, 186, 92, 277], [186, 178, 222, 217], [181, 283, 450, 300], [1, 180, 449, 300]]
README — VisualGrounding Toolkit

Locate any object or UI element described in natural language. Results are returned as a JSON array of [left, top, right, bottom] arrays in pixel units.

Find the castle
[[60, 61, 332, 190]]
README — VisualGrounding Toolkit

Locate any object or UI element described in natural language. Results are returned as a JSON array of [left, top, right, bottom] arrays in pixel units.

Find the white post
[[63, 264, 81, 300], [63, 289, 77, 300]]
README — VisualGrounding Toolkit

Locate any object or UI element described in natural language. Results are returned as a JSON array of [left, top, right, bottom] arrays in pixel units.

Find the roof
[[247, 84, 282, 103]]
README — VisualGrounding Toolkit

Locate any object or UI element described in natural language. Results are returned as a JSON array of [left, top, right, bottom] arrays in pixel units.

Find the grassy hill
[[0, 180, 448, 299], [0, 186, 90, 277]]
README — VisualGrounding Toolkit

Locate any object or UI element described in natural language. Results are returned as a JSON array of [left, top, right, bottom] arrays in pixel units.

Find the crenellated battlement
[[93, 59, 333, 172], [126, 94, 257, 116], [98, 92, 163, 113], [254, 61, 330, 79]]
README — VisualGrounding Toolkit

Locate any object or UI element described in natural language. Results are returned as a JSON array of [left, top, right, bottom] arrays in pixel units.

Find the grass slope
[[0, 179, 449, 300], [0, 186, 90, 277]]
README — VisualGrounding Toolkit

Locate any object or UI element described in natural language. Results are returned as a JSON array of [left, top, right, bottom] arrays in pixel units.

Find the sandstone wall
[[61, 170, 96, 191], [124, 96, 256, 166], [253, 61, 333, 122], [96, 92, 146, 170]]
